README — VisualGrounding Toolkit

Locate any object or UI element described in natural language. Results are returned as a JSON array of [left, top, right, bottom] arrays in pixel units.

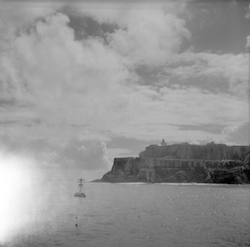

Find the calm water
[[4, 181, 250, 247]]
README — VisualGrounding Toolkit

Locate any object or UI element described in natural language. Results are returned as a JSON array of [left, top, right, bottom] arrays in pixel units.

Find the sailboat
[[74, 178, 86, 197]]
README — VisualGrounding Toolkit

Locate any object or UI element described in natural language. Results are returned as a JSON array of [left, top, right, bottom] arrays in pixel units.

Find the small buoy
[[75, 217, 78, 228]]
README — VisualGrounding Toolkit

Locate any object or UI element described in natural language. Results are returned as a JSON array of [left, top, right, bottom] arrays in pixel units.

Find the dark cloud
[[0, 98, 17, 107], [175, 123, 226, 134], [60, 6, 119, 42], [0, 118, 41, 127]]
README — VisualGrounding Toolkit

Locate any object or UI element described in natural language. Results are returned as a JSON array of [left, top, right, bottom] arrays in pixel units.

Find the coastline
[[97, 143, 250, 184]]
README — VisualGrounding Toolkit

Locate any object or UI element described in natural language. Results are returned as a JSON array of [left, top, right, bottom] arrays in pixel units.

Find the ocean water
[[3, 181, 250, 247]]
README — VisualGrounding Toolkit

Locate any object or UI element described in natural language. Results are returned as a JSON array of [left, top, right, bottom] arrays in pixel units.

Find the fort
[[101, 142, 250, 184]]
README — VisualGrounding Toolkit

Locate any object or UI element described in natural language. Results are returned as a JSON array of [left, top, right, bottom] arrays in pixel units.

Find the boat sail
[[74, 178, 86, 197]]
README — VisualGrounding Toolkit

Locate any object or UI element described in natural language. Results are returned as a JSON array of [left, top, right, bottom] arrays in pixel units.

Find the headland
[[99, 141, 250, 184]]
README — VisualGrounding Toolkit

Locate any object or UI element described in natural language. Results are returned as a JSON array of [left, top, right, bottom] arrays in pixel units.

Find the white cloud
[[1, 12, 133, 128], [0, 3, 191, 139], [0, 1, 249, 167], [67, 2, 190, 66], [106, 8, 190, 66], [164, 52, 249, 97]]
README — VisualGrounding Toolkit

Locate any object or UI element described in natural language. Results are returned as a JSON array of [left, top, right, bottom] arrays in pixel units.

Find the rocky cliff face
[[102, 157, 141, 182], [101, 144, 250, 184]]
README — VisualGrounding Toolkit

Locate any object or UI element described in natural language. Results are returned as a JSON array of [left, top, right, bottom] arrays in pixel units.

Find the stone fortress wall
[[102, 142, 250, 183], [140, 141, 249, 160], [141, 157, 243, 169]]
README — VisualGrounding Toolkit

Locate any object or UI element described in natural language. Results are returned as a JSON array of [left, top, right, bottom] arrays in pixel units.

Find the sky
[[0, 0, 250, 179]]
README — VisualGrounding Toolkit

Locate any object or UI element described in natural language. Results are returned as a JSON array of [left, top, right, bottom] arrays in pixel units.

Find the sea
[[2, 175, 250, 247]]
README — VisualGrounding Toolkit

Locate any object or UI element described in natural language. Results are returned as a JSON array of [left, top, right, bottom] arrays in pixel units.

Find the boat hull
[[74, 192, 86, 198]]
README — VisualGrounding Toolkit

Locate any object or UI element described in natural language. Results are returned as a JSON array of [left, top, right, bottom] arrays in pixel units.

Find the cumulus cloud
[[1, 10, 133, 128], [106, 8, 190, 66], [0, 1, 249, 161], [70, 2, 190, 66]]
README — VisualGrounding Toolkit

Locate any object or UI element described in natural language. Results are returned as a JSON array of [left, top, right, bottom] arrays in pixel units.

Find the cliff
[[101, 143, 250, 184]]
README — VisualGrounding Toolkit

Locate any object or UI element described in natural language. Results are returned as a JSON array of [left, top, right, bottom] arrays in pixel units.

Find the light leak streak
[[0, 154, 33, 244]]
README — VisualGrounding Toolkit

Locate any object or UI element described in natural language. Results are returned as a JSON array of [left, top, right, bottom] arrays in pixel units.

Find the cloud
[[246, 36, 250, 54], [0, 0, 60, 24], [0, 0, 60, 51], [245, 3, 250, 19], [0, 1, 249, 156], [106, 8, 190, 66], [58, 137, 110, 170], [164, 52, 249, 97], [71, 2, 191, 66], [1, 10, 133, 127], [0, 3, 197, 141], [121, 85, 248, 141], [222, 122, 250, 145], [0, 135, 110, 170]]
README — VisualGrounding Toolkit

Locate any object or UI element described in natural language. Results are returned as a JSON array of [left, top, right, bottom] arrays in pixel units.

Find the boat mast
[[77, 178, 84, 193]]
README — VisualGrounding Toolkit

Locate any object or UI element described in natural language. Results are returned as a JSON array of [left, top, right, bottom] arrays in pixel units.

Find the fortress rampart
[[101, 143, 250, 184], [139, 143, 249, 160], [140, 158, 243, 169]]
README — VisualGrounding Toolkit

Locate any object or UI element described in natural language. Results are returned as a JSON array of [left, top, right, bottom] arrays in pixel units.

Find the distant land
[[96, 141, 250, 184]]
